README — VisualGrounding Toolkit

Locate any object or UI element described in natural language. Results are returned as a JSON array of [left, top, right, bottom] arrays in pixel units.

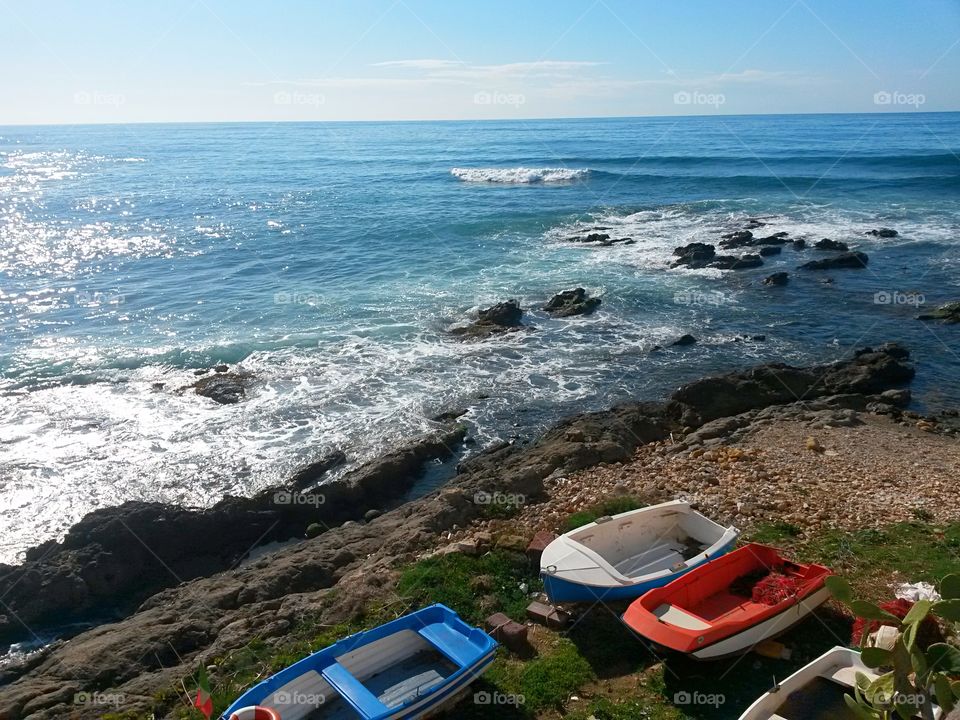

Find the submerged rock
[[543, 288, 601, 317], [763, 272, 789, 286], [866, 228, 898, 238], [672, 242, 716, 268], [758, 246, 782, 257], [671, 334, 697, 346], [799, 252, 869, 270], [191, 371, 253, 404], [451, 300, 526, 339], [813, 238, 849, 251], [917, 301, 960, 324], [710, 254, 764, 270]]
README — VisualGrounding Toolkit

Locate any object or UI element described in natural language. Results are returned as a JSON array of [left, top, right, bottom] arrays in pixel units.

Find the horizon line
[[2, 108, 958, 129]]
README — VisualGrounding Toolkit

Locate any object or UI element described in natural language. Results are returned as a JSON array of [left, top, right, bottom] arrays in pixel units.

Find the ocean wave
[[450, 167, 590, 184]]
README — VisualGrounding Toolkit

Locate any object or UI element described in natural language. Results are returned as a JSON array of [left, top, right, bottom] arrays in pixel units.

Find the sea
[[1, 112, 958, 565]]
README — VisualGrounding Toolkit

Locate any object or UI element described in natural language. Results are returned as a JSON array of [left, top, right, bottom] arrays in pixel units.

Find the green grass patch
[[564, 495, 648, 532], [397, 549, 541, 624], [747, 520, 801, 544], [487, 637, 595, 712]]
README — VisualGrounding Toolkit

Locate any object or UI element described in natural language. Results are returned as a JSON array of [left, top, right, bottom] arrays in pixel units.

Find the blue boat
[[540, 500, 739, 603], [222, 604, 497, 720]]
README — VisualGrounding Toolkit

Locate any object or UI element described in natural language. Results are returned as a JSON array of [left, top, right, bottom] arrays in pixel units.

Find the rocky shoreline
[[0, 343, 928, 719]]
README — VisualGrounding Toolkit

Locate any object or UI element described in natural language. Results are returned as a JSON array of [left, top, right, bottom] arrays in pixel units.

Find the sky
[[1, 0, 959, 124]]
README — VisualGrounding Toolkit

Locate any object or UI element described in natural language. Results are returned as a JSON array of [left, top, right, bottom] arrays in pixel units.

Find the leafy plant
[[826, 573, 960, 720]]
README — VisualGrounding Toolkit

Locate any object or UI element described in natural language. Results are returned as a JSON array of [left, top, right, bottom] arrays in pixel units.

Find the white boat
[[737, 646, 943, 719], [540, 500, 738, 602]]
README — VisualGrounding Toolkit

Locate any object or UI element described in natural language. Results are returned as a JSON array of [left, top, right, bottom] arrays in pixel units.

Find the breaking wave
[[450, 167, 590, 184]]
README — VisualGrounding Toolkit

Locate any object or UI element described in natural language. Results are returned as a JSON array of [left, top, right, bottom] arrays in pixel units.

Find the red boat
[[622, 543, 832, 660]]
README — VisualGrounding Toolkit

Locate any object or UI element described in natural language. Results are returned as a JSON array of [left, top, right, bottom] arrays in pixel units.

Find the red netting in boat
[[851, 598, 945, 649], [750, 570, 802, 605]]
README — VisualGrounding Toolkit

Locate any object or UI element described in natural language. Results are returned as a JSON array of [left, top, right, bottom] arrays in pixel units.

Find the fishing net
[[851, 598, 945, 650]]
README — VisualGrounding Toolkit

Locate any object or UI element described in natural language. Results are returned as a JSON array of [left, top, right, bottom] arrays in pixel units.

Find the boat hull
[[690, 586, 831, 659], [542, 536, 737, 602]]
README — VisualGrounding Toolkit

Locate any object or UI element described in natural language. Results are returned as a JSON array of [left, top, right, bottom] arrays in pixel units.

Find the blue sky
[[1, 0, 958, 124]]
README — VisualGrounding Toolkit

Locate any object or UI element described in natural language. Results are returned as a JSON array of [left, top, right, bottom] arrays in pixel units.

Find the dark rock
[[193, 368, 208, 376], [866, 228, 898, 238], [758, 246, 782, 257], [743, 218, 767, 229], [763, 272, 789, 286], [669, 343, 914, 427], [363, 509, 382, 522], [672, 242, 716, 268], [814, 238, 849, 252], [305, 523, 324, 538], [450, 300, 526, 339], [793, 238, 807, 250], [710, 254, 764, 270], [288, 450, 347, 491], [754, 232, 790, 245], [190, 372, 253, 404], [917, 301, 960, 324], [720, 229, 753, 244], [879, 388, 911, 407], [478, 300, 522, 326], [672, 334, 697, 347], [799, 252, 869, 270], [213, 364, 229, 373], [0, 427, 466, 647], [543, 288, 601, 317], [569, 232, 610, 243], [431, 408, 468, 422]]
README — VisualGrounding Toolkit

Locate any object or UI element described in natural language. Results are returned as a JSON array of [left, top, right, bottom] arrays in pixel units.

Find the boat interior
[[263, 627, 467, 719], [652, 546, 826, 630], [571, 506, 728, 579]]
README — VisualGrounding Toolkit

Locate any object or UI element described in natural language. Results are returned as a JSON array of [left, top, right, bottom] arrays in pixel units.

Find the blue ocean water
[[1, 113, 959, 562]]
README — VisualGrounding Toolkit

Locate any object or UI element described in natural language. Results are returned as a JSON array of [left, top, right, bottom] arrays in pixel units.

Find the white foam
[[451, 167, 589, 184]]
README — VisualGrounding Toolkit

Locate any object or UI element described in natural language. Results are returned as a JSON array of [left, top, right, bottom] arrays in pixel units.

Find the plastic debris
[[895, 581, 941, 602]]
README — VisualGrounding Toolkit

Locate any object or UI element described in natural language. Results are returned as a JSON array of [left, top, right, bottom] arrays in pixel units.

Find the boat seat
[[614, 540, 686, 578], [654, 603, 711, 631], [827, 665, 863, 686], [321, 661, 389, 718], [417, 623, 476, 667]]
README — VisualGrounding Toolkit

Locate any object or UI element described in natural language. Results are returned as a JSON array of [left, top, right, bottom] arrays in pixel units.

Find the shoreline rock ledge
[[0, 344, 916, 719]]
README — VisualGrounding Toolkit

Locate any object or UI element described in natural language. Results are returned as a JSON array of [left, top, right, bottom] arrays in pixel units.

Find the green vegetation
[[747, 520, 801, 544], [564, 495, 649, 532], [397, 549, 541, 623], [826, 573, 960, 719]]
